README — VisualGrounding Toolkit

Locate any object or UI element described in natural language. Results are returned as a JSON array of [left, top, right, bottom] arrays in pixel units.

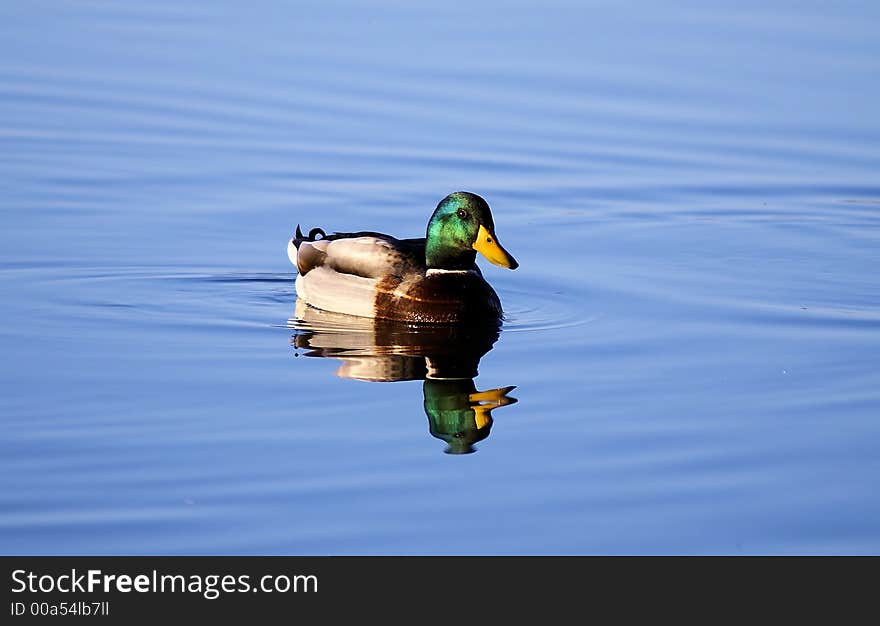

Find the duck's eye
[[456, 208, 468, 220]]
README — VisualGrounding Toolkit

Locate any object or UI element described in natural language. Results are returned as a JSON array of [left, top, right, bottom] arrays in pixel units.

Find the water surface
[[1, 1, 879, 554]]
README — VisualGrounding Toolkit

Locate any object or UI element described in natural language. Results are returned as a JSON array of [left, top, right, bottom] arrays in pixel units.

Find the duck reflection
[[290, 300, 517, 453]]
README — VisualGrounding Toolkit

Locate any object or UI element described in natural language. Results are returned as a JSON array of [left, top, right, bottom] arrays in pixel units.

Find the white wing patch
[[295, 266, 377, 318]]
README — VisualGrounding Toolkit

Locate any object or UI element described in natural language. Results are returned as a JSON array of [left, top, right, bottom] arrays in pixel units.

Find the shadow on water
[[289, 300, 517, 454]]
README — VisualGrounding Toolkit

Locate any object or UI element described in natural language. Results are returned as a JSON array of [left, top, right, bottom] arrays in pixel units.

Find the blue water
[[1, 1, 879, 554]]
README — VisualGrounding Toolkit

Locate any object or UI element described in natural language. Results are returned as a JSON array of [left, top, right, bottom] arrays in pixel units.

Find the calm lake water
[[2, 1, 879, 555]]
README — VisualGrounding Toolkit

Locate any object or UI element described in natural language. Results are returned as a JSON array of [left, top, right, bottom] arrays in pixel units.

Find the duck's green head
[[425, 192, 518, 271]]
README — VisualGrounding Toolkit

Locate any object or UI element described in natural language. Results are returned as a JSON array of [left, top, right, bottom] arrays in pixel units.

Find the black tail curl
[[293, 225, 326, 248]]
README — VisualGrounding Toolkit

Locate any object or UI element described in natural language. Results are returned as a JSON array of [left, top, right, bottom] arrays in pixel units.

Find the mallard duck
[[288, 192, 518, 323]]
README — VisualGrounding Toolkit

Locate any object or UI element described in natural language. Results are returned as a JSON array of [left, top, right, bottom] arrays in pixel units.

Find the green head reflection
[[424, 380, 517, 455]]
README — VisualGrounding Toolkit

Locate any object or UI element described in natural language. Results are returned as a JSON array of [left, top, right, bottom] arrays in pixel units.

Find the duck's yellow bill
[[469, 385, 518, 430], [473, 225, 519, 269], [468, 386, 517, 407]]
